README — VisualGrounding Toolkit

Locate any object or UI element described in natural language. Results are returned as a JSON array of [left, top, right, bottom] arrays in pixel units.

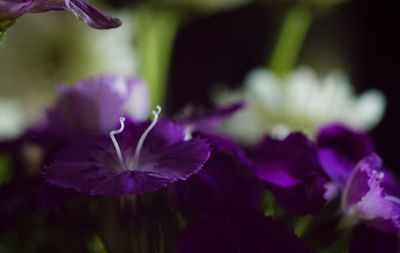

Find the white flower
[[0, 12, 137, 120], [215, 67, 386, 143], [83, 13, 137, 76], [0, 99, 24, 139]]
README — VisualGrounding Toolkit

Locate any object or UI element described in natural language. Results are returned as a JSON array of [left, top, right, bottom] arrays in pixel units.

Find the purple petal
[[317, 123, 375, 187], [0, 0, 34, 17], [195, 132, 252, 166], [252, 133, 329, 215], [176, 133, 259, 214], [176, 145, 260, 214], [30, 75, 148, 144], [178, 212, 310, 253], [343, 155, 400, 232], [30, 0, 121, 29], [177, 100, 245, 134], [1, 0, 120, 29]]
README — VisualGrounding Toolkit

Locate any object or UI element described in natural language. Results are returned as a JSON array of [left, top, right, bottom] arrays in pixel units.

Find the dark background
[[166, 0, 400, 171]]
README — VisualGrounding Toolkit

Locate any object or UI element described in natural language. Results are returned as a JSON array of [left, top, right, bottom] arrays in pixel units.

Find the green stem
[[268, 4, 313, 77], [135, 6, 182, 109], [0, 19, 15, 42]]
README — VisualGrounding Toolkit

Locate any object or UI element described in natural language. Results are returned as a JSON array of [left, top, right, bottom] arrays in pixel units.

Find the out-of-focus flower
[[317, 124, 400, 234], [178, 211, 310, 253], [46, 116, 210, 196], [0, 99, 25, 139], [83, 14, 137, 74], [29, 75, 148, 144], [252, 132, 329, 215], [0, 0, 121, 31], [0, 13, 136, 121], [216, 67, 386, 142]]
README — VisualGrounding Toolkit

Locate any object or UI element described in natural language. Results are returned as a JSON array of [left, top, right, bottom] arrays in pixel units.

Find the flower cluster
[[216, 68, 386, 141], [1, 74, 398, 252], [0, 1, 397, 252]]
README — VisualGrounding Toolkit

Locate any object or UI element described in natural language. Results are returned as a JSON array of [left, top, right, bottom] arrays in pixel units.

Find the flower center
[[109, 106, 162, 170]]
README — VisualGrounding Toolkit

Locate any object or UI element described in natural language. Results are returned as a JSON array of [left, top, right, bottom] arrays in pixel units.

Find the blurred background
[[1, 0, 399, 169]]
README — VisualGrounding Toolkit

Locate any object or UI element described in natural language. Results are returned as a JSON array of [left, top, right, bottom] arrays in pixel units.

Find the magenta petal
[[343, 155, 400, 232]]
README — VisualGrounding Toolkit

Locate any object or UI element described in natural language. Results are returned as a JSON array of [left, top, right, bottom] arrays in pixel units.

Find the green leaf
[[87, 235, 108, 253], [0, 155, 11, 185], [0, 19, 15, 41], [0, 29, 6, 41]]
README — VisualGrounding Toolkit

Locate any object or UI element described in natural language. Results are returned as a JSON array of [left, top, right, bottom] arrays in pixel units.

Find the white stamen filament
[[131, 105, 161, 170], [110, 117, 126, 167]]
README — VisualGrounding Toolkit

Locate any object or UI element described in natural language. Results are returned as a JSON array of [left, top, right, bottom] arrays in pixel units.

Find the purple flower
[[252, 133, 329, 215], [30, 75, 148, 144], [45, 109, 210, 196], [0, 0, 121, 29], [317, 124, 400, 234], [178, 212, 310, 253], [341, 155, 400, 232], [176, 133, 260, 214]]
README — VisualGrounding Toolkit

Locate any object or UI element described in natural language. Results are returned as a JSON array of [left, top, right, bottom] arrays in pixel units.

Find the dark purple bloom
[[178, 212, 310, 253], [177, 133, 259, 214], [252, 133, 329, 215], [45, 114, 210, 196], [0, 0, 121, 29], [29, 75, 148, 144]]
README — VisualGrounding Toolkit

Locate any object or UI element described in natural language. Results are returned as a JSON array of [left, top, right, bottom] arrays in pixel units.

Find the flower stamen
[[131, 105, 161, 170], [110, 117, 126, 167]]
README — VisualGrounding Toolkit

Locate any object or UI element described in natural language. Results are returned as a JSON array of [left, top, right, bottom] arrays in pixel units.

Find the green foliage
[[0, 155, 11, 185], [88, 235, 108, 253], [0, 19, 15, 42]]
